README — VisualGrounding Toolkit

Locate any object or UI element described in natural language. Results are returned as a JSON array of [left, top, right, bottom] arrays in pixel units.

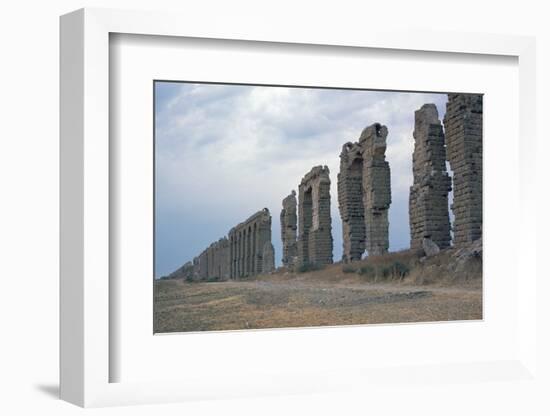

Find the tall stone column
[[251, 225, 257, 275], [262, 242, 275, 273], [238, 231, 243, 278], [338, 142, 366, 262], [207, 244, 214, 278], [443, 93, 483, 246], [243, 228, 248, 276], [256, 209, 273, 273], [297, 166, 333, 267], [280, 190, 298, 267], [361, 123, 391, 256], [297, 186, 312, 265], [409, 104, 452, 250], [241, 230, 245, 277], [232, 234, 236, 278], [244, 228, 249, 276]]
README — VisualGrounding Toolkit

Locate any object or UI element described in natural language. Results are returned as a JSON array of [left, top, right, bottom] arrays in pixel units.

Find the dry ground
[[154, 252, 482, 333]]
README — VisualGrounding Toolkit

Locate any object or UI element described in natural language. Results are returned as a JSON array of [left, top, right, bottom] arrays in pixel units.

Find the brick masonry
[[280, 190, 298, 268], [167, 209, 274, 281], [338, 123, 391, 260], [297, 166, 333, 267], [443, 93, 483, 246], [409, 104, 452, 250], [166, 96, 483, 278], [228, 208, 274, 279]]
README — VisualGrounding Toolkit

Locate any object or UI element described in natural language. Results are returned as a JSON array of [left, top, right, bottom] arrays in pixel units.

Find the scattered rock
[[422, 238, 440, 257]]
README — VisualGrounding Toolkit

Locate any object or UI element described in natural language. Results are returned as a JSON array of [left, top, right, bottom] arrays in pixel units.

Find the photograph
[[1, 0, 543, 412], [153, 81, 483, 333]]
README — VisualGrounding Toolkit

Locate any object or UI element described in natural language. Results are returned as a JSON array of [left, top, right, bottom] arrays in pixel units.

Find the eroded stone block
[[280, 190, 298, 268], [338, 123, 391, 260], [409, 104, 452, 250], [297, 166, 333, 267], [443, 94, 483, 246]]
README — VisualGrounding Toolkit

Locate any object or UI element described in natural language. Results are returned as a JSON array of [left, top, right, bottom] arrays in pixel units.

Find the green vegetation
[[390, 261, 410, 279], [376, 261, 410, 280], [357, 265, 376, 278], [343, 259, 412, 282], [296, 262, 324, 273]]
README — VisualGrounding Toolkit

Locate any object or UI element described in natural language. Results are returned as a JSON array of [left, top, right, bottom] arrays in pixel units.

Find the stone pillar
[[256, 209, 273, 274], [217, 237, 230, 280], [243, 228, 248, 276], [280, 190, 298, 268], [212, 243, 217, 278], [199, 250, 208, 280], [206, 246, 212, 279], [192, 257, 199, 280], [297, 166, 333, 267], [229, 235, 234, 278], [236, 232, 241, 278], [409, 104, 452, 250], [251, 225, 257, 275], [208, 244, 214, 278], [239, 230, 244, 277], [235, 235, 238, 278], [248, 226, 253, 275], [211, 244, 215, 278], [337, 142, 366, 262], [238, 231, 242, 277], [297, 186, 312, 265], [443, 93, 483, 246], [262, 242, 275, 273], [361, 123, 391, 256]]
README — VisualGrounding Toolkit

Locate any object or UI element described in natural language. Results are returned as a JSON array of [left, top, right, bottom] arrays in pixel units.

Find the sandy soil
[[154, 262, 482, 333]]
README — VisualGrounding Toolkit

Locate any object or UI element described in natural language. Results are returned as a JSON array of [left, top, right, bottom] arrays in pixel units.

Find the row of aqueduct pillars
[[180, 209, 275, 281], [228, 209, 275, 279], [176, 93, 482, 279], [281, 93, 483, 267]]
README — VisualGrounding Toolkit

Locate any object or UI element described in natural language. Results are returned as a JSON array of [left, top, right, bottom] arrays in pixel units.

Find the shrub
[[391, 261, 410, 279], [206, 276, 220, 283], [358, 265, 376, 278], [379, 265, 391, 279], [378, 262, 410, 280], [342, 265, 356, 273], [296, 262, 323, 273]]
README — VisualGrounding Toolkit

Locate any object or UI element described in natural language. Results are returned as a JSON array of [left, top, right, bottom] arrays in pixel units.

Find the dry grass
[[154, 250, 482, 333]]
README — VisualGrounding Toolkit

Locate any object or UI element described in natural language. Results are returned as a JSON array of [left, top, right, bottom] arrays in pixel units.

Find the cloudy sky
[[154, 81, 448, 278]]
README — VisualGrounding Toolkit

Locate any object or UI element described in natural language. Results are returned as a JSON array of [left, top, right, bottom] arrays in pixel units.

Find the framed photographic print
[[152, 81, 482, 334], [60, 7, 538, 408]]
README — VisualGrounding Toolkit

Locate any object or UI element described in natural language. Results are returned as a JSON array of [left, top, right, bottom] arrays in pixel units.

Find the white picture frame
[[60, 7, 538, 408]]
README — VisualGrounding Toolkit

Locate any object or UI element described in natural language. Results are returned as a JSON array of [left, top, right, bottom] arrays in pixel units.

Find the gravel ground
[[154, 271, 482, 333]]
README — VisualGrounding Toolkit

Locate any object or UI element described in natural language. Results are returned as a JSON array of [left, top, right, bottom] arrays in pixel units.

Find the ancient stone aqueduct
[[170, 93, 482, 281]]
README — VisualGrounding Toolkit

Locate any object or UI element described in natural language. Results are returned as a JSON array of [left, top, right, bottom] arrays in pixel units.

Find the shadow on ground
[[35, 384, 59, 399]]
